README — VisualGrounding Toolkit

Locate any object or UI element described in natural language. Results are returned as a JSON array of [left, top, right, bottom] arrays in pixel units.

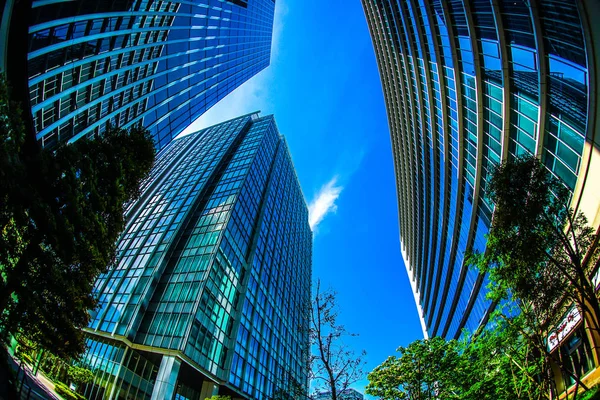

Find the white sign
[[593, 268, 600, 290], [547, 307, 582, 352]]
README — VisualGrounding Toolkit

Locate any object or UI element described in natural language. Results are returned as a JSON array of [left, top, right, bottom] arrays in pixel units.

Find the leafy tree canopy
[[467, 155, 600, 397], [367, 155, 600, 400], [469, 155, 600, 327], [67, 365, 94, 385], [459, 307, 549, 400], [366, 337, 462, 400], [0, 76, 156, 358], [366, 312, 549, 400]]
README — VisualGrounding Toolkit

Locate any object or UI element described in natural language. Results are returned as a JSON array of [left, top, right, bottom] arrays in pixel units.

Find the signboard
[[547, 306, 582, 352]]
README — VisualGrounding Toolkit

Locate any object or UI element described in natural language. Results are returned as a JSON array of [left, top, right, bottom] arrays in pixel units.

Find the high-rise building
[[3, 0, 275, 149], [80, 113, 312, 400], [362, 0, 600, 342]]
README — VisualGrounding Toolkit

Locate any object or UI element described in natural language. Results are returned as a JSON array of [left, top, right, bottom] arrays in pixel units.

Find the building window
[[226, 0, 248, 8], [559, 328, 594, 389]]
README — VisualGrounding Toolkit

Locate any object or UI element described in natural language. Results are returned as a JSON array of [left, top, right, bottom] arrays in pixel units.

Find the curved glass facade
[[362, 0, 592, 338], [83, 114, 311, 399], [25, 0, 275, 149]]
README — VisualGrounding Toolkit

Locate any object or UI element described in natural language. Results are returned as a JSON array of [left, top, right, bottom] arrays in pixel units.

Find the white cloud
[[308, 176, 344, 231], [178, 0, 287, 136]]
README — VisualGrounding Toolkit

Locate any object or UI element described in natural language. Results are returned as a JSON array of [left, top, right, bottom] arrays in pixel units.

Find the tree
[[67, 365, 94, 387], [206, 396, 231, 400], [366, 337, 462, 400], [366, 313, 549, 400], [458, 307, 550, 400], [0, 76, 156, 358], [310, 281, 366, 400], [469, 155, 600, 395], [472, 155, 600, 330], [366, 156, 598, 400]]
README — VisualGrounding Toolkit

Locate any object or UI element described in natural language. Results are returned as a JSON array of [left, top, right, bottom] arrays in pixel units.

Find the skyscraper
[[81, 113, 312, 400], [5, 0, 275, 149], [362, 0, 600, 339]]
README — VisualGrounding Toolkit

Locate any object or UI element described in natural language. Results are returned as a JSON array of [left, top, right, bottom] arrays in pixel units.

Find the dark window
[[226, 0, 248, 8]]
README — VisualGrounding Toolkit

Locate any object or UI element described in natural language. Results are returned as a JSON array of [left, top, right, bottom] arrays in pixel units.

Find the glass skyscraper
[[80, 113, 312, 400], [17, 0, 274, 149], [362, 0, 600, 339]]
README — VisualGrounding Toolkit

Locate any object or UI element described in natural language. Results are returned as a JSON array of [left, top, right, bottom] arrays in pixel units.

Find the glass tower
[[81, 113, 312, 400], [23, 0, 275, 149], [362, 0, 597, 339]]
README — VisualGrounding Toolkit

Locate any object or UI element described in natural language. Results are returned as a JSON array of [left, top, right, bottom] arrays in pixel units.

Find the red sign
[[547, 307, 581, 352]]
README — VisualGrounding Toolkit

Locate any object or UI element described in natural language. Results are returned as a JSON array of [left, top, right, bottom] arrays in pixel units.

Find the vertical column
[[576, 0, 600, 370], [0, 0, 15, 73], [107, 347, 129, 400], [151, 356, 181, 400], [199, 381, 219, 400], [573, 0, 600, 229]]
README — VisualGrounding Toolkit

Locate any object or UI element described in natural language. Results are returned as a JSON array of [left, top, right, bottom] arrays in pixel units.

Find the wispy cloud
[[308, 176, 344, 231], [178, 0, 287, 136]]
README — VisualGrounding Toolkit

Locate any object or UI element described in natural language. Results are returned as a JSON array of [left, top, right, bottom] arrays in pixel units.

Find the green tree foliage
[[469, 155, 600, 395], [67, 365, 94, 386], [366, 155, 600, 400], [0, 76, 156, 358], [310, 280, 366, 400], [206, 396, 232, 400], [366, 312, 550, 400], [39, 349, 69, 382], [0, 77, 28, 313], [459, 307, 550, 400], [54, 382, 87, 400], [366, 337, 462, 400], [580, 387, 600, 400], [470, 155, 600, 332]]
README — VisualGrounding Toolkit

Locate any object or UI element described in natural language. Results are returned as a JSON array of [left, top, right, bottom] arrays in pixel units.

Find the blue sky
[[182, 0, 424, 394]]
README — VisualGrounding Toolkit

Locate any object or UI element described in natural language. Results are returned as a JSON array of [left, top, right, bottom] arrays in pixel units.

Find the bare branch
[[309, 279, 366, 400]]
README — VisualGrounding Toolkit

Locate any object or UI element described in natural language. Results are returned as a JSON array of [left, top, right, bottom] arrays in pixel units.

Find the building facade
[[2, 0, 274, 149], [80, 113, 312, 400], [315, 388, 364, 400], [362, 0, 600, 343]]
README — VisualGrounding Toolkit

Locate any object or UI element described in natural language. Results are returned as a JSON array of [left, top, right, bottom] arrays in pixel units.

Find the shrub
[[580, 386, 600, 400], [67, 366, 94, 385], [18, 351, 34, 366], [54, 382, 86, 400]]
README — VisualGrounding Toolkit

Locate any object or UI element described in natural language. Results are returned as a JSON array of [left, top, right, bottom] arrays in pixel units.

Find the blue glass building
[[362, 0, 600, 340], [12, 0, 274, 149], [80, 113, 312, 400]]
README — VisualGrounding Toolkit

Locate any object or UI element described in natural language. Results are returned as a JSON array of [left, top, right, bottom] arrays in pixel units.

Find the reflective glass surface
[[85, 114, 311, 399], [26, 0, 275, 150], [363, 0, 590, 338]]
